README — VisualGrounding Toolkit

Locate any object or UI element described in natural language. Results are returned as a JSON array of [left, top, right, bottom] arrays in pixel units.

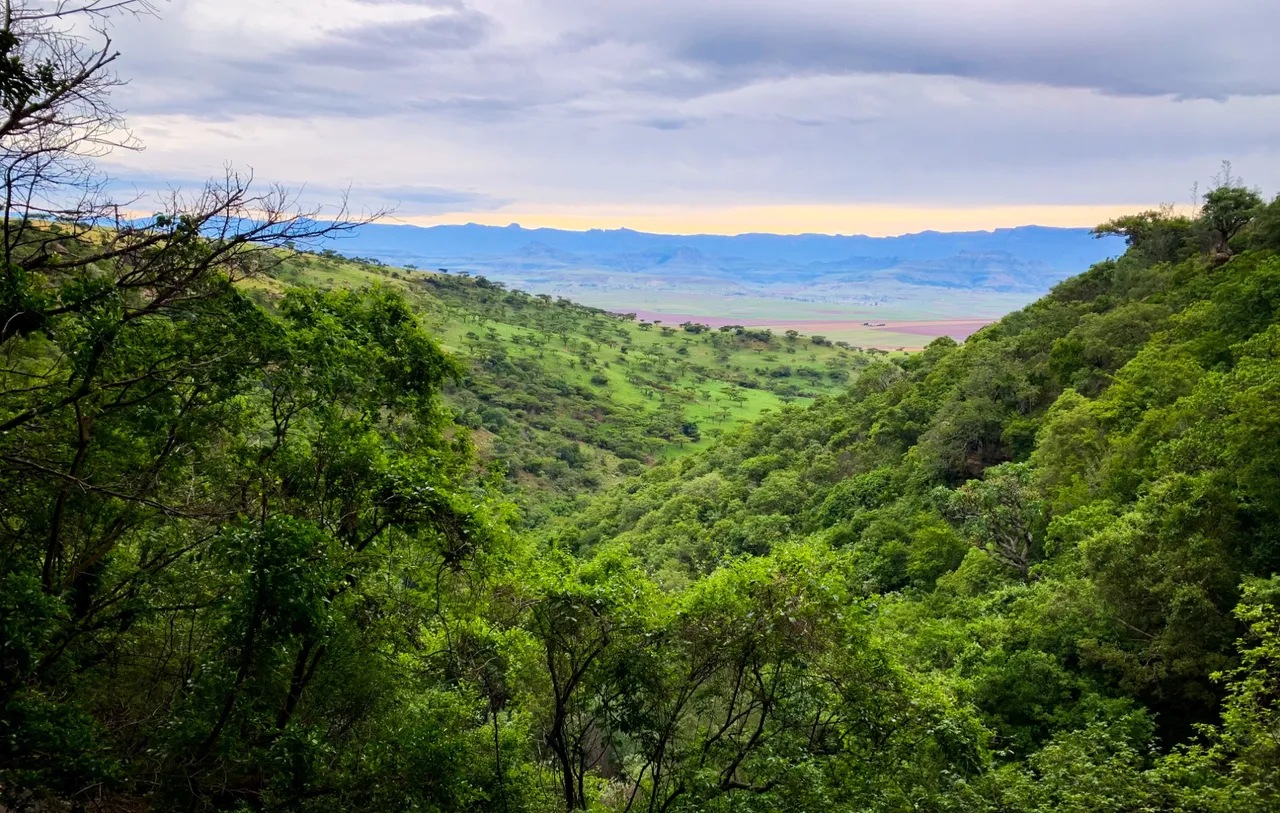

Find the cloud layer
[[98, 0, 1280, 232]]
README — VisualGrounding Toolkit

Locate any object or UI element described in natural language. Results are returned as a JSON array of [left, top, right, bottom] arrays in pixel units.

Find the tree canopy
[[4, 4, 1280, 812]]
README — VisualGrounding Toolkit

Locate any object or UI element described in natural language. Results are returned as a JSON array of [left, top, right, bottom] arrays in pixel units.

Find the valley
[[10, 183, 1280, 812], [602, 307, 997, 348], [264, 252, 877, 522], [5, 5, 1280, 812]]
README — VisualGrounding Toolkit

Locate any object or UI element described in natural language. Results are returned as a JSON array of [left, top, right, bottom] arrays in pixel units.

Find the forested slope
[[6, 181, 1280, 811], [545, 194, 1280, 807], [7, 3, 1280, 811]]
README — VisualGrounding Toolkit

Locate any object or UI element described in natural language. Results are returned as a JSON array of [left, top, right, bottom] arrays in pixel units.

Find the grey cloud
[[112, 0, 1280, 130], [638, 116, 702, 131], [351, 0, 466, 6], [670, 27, 1248, 99], [103, 169, 506, 215], [775, 114, 877, 128], [97, 0, 1280, 220], [576, 0, 1280, 100], [100, 170, 227, 199], [407, 95, 530, 119], [114, 3, 521, 120], [370, 185, 507, 209], [293, 8, 492, 69]]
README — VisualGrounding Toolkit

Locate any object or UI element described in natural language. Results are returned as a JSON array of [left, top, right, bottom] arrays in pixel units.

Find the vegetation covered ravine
[[3, 3, 1280, 811]]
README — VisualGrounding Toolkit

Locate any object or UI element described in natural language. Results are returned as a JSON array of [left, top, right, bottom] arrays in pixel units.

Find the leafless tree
[[1, 1, 154, 260], [0, 0, 380, 317]]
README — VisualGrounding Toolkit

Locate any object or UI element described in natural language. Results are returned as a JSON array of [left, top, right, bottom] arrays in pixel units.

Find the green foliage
[[945, 463, 1045, 579], [1091, 205, 1195, 264], [0, 231, 521, 809], [541, 188, 1280, 810], [8, 156, 1280, 810], [268, 255, 863, 527], [1201, 185, 1264, 254], [1207, 578, 1280, 800]]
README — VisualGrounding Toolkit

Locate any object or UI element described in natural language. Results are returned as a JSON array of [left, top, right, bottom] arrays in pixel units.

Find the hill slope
[[6, 192, 1280, 813], [544, 195, 1280, 804], [262, 254, 872, 523]]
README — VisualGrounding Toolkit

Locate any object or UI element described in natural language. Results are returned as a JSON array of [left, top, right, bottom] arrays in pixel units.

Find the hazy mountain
[[322, 222, 1126, 313], [330, 222, 1123, 268]]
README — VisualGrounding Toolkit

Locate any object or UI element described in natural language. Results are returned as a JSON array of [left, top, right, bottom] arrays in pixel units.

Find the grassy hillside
[[263, 253, 873, 522]]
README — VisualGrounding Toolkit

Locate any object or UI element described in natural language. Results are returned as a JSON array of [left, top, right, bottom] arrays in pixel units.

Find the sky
[[94, 0, 1280, 236]]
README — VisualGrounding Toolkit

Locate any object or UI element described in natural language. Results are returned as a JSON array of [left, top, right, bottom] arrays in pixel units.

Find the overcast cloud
[[95, 0, 1280, 233]]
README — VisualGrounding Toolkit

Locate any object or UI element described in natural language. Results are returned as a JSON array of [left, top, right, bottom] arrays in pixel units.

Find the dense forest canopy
[[3, 3, 1280, 812]]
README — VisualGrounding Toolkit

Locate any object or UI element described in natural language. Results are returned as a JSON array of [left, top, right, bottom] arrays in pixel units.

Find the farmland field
[[562, 290, 1017, 347]]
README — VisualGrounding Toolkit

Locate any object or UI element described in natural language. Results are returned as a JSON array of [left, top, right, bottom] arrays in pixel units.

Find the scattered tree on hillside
[[1201, 185, 1263, 257]]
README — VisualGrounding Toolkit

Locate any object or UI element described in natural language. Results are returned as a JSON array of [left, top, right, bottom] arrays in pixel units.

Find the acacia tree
[[1200, 185, 1262, 256], [1091, 205, 1194, 264]]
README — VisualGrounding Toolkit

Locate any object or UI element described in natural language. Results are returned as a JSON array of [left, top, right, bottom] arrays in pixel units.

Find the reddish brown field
[[621, 310, 994, 344], [869, 320, 993, 339]]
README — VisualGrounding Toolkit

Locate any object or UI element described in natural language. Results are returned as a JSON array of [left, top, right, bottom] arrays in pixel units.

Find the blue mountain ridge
[[324, 222, 1125, 271]]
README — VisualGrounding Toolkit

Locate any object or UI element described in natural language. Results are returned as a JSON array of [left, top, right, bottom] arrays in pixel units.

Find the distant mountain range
[[320, 222, 1127, 314]]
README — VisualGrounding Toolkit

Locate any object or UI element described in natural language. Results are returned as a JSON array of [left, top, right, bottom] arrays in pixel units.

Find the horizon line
[[377, 202, 1158, 239], [366, 219, 1115, 240]]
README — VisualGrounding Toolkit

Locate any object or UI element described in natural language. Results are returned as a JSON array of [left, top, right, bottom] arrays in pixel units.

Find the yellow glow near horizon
[[386, 202, 1159, 236]]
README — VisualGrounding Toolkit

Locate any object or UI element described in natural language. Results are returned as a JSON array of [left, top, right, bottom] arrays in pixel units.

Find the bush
[[480, 407, 510, 432]]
